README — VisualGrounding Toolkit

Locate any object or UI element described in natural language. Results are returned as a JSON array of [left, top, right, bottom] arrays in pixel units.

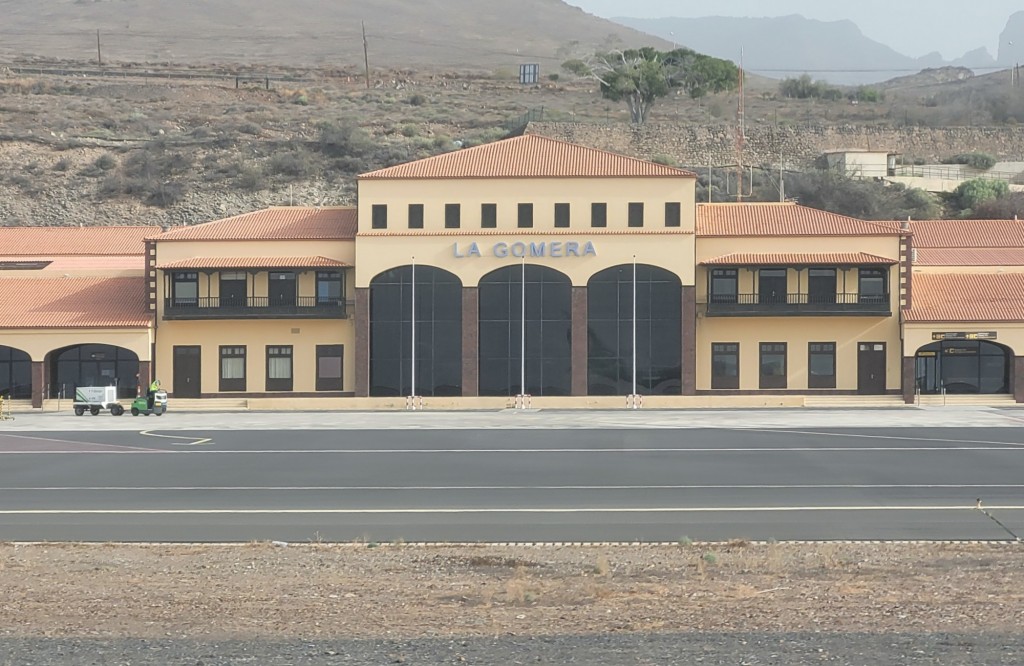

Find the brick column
[[571, 286, 588, 396], [1014, 357, 1024, 403], [461, 287, 479, 397], [354, 287, 370, 397], [31, 360, 44, 409], [681, 286, 697, 396], [902, 357, 916, 404], [136, 361, 152, 397]]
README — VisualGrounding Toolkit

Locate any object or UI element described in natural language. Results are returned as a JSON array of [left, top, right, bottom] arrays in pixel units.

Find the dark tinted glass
[[369, 265, 463, 397], [445, 204, 461, 229], [408, 204, 424, 229], [478, 265, 571, 396], [481, 203, 497, 228], [665, 202, 681, 227], [518, 203, 534, 228], [586, 264, 682, 395], [371, 204, 387, 229], [554, 203, 570, 228], [628, 202, 644, 228], [591, 203, 607, 228]]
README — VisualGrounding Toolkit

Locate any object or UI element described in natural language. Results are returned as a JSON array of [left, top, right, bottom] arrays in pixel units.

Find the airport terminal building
[[3, 134, 1024, 408]]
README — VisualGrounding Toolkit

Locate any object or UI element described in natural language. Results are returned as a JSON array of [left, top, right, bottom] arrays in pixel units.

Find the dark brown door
[[858, 342, 886, 394], [173, 346, 202, 398], [269, 272, 296, 306]]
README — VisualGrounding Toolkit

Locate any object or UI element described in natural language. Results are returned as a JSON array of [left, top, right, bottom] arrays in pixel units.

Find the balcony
[[704, 292, 891, 317], [163, 297, 350, 320]]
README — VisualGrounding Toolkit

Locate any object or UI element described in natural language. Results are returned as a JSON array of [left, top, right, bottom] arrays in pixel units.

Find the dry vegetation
[[0, 542, 1021, 639], [1, 61, 1023, 227]]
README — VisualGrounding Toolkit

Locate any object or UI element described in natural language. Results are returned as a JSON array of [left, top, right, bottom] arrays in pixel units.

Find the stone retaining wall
[[527, 122, 1024, 167]]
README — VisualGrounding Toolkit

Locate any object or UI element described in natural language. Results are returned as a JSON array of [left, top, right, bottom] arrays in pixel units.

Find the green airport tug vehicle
[[131, 388, 168, 416], [130, 379, 168, 416]]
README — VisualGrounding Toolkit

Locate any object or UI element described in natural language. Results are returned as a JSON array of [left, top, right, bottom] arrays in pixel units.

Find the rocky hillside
[[0, 0, 670, 68]]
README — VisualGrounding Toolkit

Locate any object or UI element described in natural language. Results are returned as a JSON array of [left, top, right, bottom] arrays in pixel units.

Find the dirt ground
[[0, 542, 1021, 640]]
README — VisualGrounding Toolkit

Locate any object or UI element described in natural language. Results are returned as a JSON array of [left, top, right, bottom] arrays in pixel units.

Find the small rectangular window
[[171, 271, 199, 306], [219, 345, 246, 392], [266, 345, 293, 392], [628, 202, 644, 228], [481, 203, 497, 229], [554, 203, 570, 228], [445, 203, 461, 229], [710, 268, 738, 304], [316, 271, 343, 306], [591, 202, 607, 228], [711, 343, 739, 389], [859, 268, 887, 304], [408, 204, 424, 229], [808, 342, 837, 389], [371, 204, 387, 230], [518, 203, 534, 228], [665, 202, 681, 228], [316, 344, 344, 392], [759, 343, 787, 389]]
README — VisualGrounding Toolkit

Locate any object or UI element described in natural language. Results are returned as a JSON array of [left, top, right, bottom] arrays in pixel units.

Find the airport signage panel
[[453, 240, 597, 259]]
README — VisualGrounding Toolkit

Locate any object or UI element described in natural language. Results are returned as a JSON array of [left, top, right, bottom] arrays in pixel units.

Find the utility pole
[[735, 48, 745, 202], [361, 21, 370, 90], [96, 29, 102, 67]]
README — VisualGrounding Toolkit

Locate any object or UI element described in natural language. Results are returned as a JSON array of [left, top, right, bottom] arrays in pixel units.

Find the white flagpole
[[632, 255, 637, 403], [520, 257, 526, 399], [410, 257, 416, 400]]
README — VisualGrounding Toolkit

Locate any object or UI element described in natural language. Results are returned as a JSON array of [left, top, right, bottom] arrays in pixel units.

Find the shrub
[[950, 178, 1009, 214], [400, 125, 419, 138], [778, 74, 842, 101], [235, 165, 264, 191], [651, 154, 676, 166], [547, 73, 560, 82], [52, 158, 71, 172], [942, 152, 997, 170], [266, 149, 319, 179], [407, 93, 427, 106], [972, 192, 1024, 219], [94, 153, 118, 171]]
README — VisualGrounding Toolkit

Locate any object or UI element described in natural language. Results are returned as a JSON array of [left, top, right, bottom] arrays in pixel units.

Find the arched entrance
[[915, 340, 1011, 394], [48, 344, 140, 399], [478, 264, 572, 397], [587, 264, 682, 395], [0, 345, 32, 400], [369, 265, 463, 397]]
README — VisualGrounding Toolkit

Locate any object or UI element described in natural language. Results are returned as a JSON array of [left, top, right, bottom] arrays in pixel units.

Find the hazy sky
[[565, 0, 1021, 60]]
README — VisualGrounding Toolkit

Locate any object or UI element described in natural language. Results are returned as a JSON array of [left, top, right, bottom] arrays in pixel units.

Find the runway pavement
[[1, 419, 1023, 542]]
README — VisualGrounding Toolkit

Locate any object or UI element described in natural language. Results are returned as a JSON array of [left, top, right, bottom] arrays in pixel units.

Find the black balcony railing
[[705, 292, 890, 316], [164, 296, 349, 319]]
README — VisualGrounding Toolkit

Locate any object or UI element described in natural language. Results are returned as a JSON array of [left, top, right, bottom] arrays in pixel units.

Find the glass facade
[[587, 264, 682, 395], [49, 344, 139, 399], [0, 345, 31, 400], [478, 265, 571, 396], [370, 265, 463, 397], [915, 341, 1010, 394]]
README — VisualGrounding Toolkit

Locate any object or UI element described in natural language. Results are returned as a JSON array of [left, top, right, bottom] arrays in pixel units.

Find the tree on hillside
[[949, 178, 1010, 217], [562, 47, 738, 124]]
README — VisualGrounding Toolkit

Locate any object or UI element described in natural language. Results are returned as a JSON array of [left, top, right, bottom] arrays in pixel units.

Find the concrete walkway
[[2, 406, 1024, 431]]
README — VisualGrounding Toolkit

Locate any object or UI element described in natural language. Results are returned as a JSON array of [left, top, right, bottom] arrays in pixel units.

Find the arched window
[[48, 344, 139, 399], [587, 265, 682, 395], [0, 346, 31, 400], [369, 265, 462, 397], [479, 265, 572, 396], [914, 340, 1011, 394]]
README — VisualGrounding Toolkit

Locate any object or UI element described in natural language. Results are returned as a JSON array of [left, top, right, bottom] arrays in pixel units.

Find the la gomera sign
[[453, 240, 597, 259]]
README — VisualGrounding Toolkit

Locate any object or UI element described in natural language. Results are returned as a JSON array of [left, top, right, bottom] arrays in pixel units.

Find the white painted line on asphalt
[[732, 428, 1024, 447], [138, 430, 212, 446], [0, 434, 166, 453], [2, 484, 1023, 491], [3, 446, 1024, 454], [0, 505, 1022, 515]]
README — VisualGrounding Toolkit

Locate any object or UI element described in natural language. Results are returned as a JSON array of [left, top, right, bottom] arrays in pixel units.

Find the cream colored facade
[[153, 237, 356, 397], [695, 233, 905, 392], [355, 176, 696, 288]]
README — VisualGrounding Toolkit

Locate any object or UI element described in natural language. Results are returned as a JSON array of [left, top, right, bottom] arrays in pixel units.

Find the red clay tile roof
[[908, 219, 1024, 248], [157, 256, 351, 269], [358, 228, 693, 237], [702, 252, 897, 266], [154, 208, 357, 241], [697, 203, 905, 237], [0, 277, 151, 328], [0, 256, 145, 273], [914, 248, 1024, 266], [904, 273, 1024, 323], [0, 226, 159, 255], [359, 134, 696, 180]]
